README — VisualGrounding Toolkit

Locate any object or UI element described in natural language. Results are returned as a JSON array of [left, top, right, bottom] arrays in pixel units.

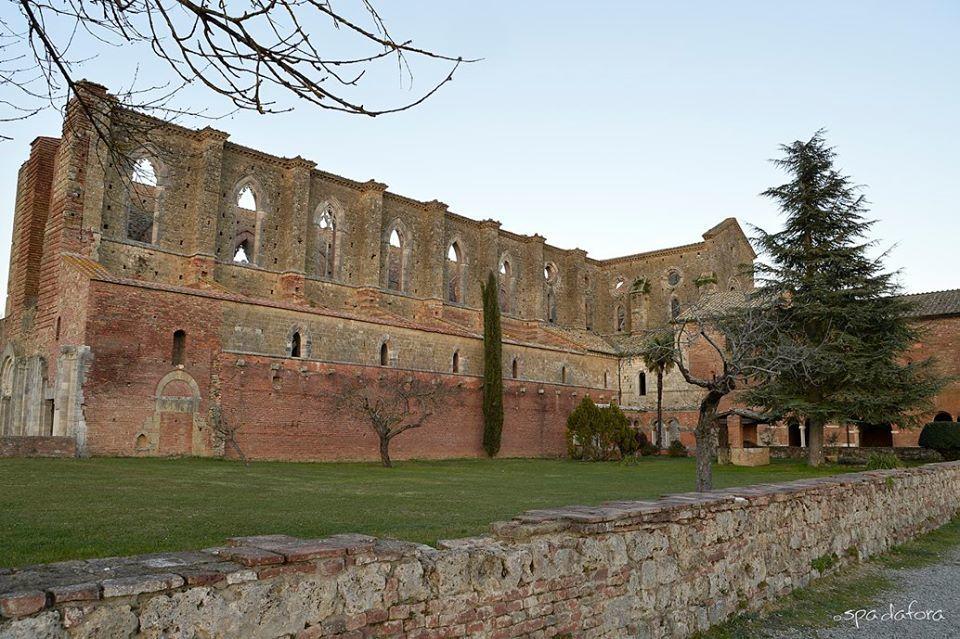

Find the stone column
[[354, 180, 387, 288], [191, 127, 228, 287]]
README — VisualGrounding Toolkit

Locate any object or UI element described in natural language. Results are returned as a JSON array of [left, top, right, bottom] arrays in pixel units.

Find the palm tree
[[640, 330, 676, 449]]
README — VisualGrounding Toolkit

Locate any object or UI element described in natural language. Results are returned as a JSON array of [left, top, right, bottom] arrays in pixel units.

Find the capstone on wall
[[2, 462, 959, 638]]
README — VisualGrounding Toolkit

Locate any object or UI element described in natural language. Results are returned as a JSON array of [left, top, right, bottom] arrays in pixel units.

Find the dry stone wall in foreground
[[3, 462, 960, 638]]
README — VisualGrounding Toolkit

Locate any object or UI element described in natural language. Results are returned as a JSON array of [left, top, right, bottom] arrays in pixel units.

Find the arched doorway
[[859, 423, 893, 447]]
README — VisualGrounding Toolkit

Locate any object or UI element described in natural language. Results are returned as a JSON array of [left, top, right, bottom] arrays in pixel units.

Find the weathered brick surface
[[0, 436, 75, 458], [3, 463, 960, 637]]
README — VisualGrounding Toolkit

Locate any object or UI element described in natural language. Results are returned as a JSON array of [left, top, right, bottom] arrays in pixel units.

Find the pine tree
[[747, 131, 943, 466], [480, 271, 504, 456]]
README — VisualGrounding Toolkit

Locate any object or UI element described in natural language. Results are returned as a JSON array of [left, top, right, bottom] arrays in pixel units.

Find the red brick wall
[[81, 282, 222, 456], [0, 436, 75, 458], [215, 354, 603, 462], [79, 281, 615, 460]]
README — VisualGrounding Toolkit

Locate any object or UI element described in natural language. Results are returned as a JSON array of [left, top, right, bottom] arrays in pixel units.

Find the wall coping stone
[[2, 461, 960, 622]]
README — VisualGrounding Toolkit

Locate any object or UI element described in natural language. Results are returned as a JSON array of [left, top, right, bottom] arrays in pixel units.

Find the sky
[[0, 1, 957, 307]]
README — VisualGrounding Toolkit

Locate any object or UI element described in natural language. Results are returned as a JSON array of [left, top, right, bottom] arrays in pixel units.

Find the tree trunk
[[807, 417, 824, 467], [379, 435, 393, 468], [656, 368, 664, 449], [695, 390, 723, 492]]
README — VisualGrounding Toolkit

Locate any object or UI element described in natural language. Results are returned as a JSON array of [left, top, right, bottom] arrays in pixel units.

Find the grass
[[0, 456, 852, 568], [696, 516, 960, 638]]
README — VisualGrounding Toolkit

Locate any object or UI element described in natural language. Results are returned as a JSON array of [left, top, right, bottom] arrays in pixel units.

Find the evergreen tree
[[480, 271, 504, 456], [639, 329, 676, 449], [747, 131, 943, 466]]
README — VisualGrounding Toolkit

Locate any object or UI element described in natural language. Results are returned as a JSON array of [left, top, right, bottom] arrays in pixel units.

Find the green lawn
[[0, 457, 852, 568]]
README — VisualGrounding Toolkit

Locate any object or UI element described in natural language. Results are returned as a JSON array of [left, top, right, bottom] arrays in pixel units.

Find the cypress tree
[[480, 271, 504, 456], [747, 131, 944, 466]]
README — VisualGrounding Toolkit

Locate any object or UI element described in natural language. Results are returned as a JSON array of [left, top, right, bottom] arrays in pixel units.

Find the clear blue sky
[[1, 1, 957, 306]]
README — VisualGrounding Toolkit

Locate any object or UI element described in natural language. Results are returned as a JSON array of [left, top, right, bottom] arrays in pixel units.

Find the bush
[[639, 442, 659, 456], [667, 440, 687, 457], [918, 422, 960, 460], [565, 398, 635, 461], [865, 451, 903, 470]]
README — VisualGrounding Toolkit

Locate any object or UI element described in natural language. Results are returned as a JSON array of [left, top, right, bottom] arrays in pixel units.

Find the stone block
[[100, 573, 184, 599], [730, 447, 771, 467], [0, 590, 46, 618]]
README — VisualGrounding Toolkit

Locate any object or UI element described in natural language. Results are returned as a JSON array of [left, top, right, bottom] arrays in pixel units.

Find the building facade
[[0, 83, 758, 460]]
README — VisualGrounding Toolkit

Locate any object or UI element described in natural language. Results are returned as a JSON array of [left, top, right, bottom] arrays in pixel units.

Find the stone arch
[[230, 176, 269, 265], [155, 370, 201, 413], [383, 219, 412, 292], [445, 239, 466, 304], [498, 253, 516, 314], [727, 276, 741, 292], [0, 353, 16, 435], [124, 148, 167, 244], [934, 411, 953, 422], [285, 325, 312, 358], [312, 199, 345, 280]]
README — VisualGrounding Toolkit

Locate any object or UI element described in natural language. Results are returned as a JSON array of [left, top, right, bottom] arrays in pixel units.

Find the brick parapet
[[3, 462, 960, 637]]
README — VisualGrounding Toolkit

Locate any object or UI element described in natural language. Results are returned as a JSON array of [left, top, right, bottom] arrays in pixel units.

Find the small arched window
[[603, 371, 609, 389], [290, 332, 302, 358], [452, 350, 460, 373], [511, 358, 519, 380], [237, 185, 257, 210], [616, 305, 626, 332], [638, 372, 647, 396], [233, 240, 250, 264], [380, 343, 389, 366], [670, 297, 681, 320], [546, 289, 557, 324], [171, 330, 186, 366], [561, 366, 567, 384]]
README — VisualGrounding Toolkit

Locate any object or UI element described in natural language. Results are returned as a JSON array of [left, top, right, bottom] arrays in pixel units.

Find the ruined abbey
[[2, 83, 956, 461]]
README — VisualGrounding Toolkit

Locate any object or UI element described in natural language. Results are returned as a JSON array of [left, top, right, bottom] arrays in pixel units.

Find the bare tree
[[2, 0, 471, 141], [671, 293, 791, 491], [337, 370, 451, 467], [210, 402, 248, 464]]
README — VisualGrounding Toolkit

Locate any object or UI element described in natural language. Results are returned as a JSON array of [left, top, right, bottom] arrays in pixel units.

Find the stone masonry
[[0, 82, 756, 460], [2, 462, 960, 638]]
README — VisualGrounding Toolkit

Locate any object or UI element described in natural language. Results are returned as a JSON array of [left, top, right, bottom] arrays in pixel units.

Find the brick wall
[[3, 462, 960, 638], [0, 436, 75, 458]]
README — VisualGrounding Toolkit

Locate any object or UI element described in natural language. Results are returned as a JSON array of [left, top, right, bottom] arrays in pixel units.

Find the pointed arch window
[[230, 179, 266, 266], [546, 289, 558, 324], [498, 258, 514, 314], [561, 366, 568, 384], [314, 203, 340, 279], [126, 156, 160, 243], [237, 185, 257, 210], [452, 350, 460, 373], [639, 372, 647, 396], [290, 332, 302, 358], [616, 305, 626, 332], [385, 225, 407, 292], [511, 358, 519, 379], [446, 242, 463, 303], [380, 342, 389, 366], [670, 296, 681, 320]]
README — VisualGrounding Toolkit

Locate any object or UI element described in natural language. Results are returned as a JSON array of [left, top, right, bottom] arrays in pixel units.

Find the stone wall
[[0, 436, 75, 458], [3, 462, 960, 638]]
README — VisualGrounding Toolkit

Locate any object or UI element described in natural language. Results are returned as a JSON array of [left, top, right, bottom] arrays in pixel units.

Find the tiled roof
[[894, 289, 960, 318]]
